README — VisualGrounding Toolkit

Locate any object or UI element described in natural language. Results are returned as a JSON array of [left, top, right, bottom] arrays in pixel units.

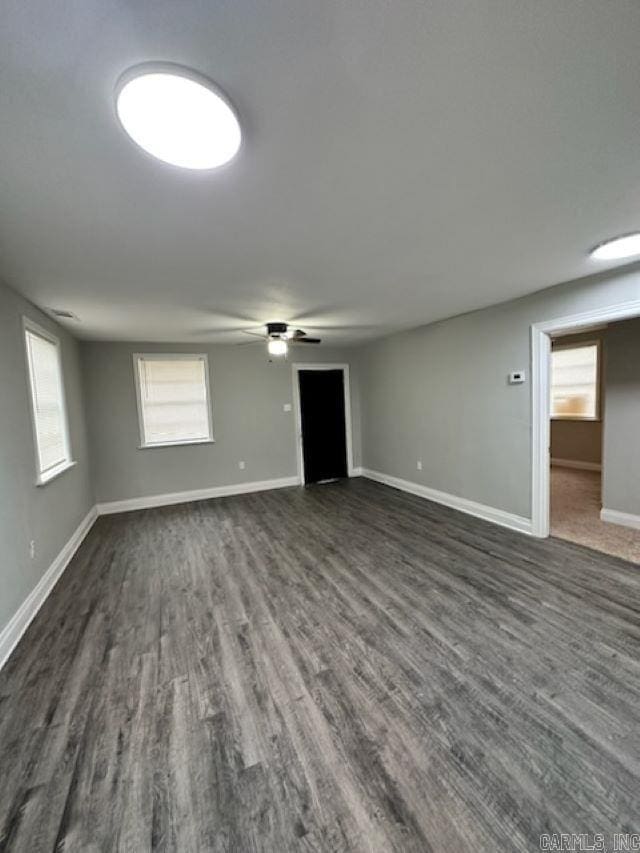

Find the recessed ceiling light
[[589, 232, 640, 261], [115, 64, 241, 170]]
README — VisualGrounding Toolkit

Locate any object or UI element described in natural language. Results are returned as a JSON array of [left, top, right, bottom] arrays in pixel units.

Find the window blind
[[25, 327, 70, 476], [136, 356, 212, 446], [550, 343, 598, 419]]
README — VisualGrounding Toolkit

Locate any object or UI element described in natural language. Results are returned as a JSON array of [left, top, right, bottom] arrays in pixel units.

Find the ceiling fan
[[241, 322, 321, 357]]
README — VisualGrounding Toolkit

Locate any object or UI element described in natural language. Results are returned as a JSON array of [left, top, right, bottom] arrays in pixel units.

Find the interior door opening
[[532, 307, 640, 562], [297, 369, 348, 485], [547, 320, 640, 563]]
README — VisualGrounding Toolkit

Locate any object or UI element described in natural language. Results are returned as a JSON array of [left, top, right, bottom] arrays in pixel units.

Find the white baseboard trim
[[360, 468, 533, 536], [551, 458, 601, 472], [96, 475, 301, 515], [351, 467, 364, 477], [0, 506, 98, 672], [600, 507, 640, 531]]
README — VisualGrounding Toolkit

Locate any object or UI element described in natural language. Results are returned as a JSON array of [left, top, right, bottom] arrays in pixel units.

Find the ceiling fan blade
[[235, 339, 264, 346], [241, 329, 267, 338], [292, 337, 321, 344]]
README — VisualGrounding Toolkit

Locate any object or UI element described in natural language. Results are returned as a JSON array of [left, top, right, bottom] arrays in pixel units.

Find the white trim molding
[[551, 458, 601, 472], [0, 507, 98, 672], [361, 468, 532, 536], [96, 475, 300, 515], [531, 297, 640, 539], [291, 363, 355, 483], [600, 508, 640, 531]]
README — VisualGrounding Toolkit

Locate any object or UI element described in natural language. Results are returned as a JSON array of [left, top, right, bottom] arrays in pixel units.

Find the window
[[550, 342, 599, 420], [134, 354, 213, 448], [24, 320, 73, 484]]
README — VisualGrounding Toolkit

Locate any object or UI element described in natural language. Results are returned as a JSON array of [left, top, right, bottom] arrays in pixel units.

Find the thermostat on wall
[[508, 371, 525, 385]]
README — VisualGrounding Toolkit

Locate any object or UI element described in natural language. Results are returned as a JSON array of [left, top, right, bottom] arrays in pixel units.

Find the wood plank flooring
[[1, 478, 639, 852]]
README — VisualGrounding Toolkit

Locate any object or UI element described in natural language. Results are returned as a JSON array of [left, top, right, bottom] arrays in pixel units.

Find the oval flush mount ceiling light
[[115, 64, 241, 169], [590, 232, 640, 261]]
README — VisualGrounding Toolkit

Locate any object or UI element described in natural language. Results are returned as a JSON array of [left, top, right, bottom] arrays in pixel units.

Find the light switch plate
[[508, 371, 525, 385], [283, 403, 292, 412]]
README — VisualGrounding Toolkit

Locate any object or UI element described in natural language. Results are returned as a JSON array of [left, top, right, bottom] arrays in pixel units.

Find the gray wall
[[82, 342, 361, 504], [602, 317, 640, 517], [356, 265, 640, 519], [0, 281, 93, 634], [551, 420, 602, 466], [550, 330, 604, 466]]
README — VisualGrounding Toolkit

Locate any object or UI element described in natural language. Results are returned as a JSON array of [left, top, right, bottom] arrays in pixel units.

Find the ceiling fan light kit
[[267, 338, 288, 357], [240, 322, 322, 358]]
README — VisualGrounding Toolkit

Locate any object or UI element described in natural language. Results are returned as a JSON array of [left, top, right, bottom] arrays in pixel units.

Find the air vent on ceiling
[[49, 308, 79, 321]]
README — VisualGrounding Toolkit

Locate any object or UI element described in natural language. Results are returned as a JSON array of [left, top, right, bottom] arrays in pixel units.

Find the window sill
[[138, 438, 215, 450], [551, 416, 601, 423], [36, 459, 77, 486]]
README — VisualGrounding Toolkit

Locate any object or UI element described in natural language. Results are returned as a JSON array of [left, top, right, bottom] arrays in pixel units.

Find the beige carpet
[[550, 466, 640, 563]]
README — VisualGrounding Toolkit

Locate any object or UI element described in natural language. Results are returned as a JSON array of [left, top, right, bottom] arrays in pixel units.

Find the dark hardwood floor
[[1, 478, 639, 852]]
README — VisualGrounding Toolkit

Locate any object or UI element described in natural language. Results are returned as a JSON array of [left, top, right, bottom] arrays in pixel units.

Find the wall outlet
[[238, 461, 245, 470], [417, 460, 422, 471], [29, 540, 36, 559], [508, 370, 526, 385], [283, 403, 292, 412]]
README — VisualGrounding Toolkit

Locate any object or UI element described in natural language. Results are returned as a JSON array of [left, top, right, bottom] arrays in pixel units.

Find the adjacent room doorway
[[531, 298, 640, 540], [293, 364, 353, 485]]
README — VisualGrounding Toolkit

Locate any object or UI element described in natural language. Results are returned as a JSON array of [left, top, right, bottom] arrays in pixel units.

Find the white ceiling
[[2, 0, 640, 343]]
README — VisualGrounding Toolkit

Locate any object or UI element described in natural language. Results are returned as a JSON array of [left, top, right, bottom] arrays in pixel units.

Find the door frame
[[292, 363, 355, 484], [531, 297, 640, 538]]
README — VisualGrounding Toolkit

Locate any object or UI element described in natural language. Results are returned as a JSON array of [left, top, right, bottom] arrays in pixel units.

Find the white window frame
[[550, 339, 601, 422], [132, 353, 214, 449], [23, 317, 75, 486]]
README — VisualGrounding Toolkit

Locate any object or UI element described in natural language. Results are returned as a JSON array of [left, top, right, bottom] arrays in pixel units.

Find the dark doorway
[[298, 369, 348, 484]]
